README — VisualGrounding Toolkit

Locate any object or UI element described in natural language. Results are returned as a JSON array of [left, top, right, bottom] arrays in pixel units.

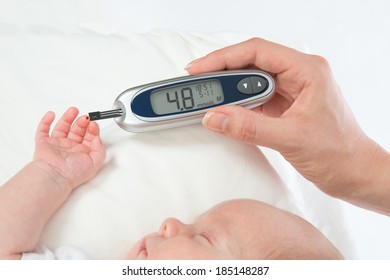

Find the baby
[[127, 199, 343, 260], [0, 108, 342, 260]]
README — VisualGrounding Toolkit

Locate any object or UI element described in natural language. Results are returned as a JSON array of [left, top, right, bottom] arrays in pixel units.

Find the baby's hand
[[33, 107, 106, 190]]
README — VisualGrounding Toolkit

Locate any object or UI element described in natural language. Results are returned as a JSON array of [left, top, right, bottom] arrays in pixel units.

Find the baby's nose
[[159, 217, 193, 238]]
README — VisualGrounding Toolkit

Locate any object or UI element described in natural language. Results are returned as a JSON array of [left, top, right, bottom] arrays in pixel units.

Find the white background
[[1, 0, 389, 259], [108, 0, 390, 259]]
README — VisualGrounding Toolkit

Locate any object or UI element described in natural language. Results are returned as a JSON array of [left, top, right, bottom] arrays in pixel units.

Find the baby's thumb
[[202, 106, 288, 150]]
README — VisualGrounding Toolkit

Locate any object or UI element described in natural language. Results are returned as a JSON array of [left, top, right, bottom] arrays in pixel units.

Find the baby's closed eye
[[199, 232, 214, 245]]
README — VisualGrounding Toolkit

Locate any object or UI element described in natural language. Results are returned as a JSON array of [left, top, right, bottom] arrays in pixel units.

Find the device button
[[237, 78, 253, 94], [250, 76, 268, 93]]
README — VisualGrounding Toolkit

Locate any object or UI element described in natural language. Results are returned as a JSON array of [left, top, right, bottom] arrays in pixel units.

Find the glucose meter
[[88, 70, 275, 132]]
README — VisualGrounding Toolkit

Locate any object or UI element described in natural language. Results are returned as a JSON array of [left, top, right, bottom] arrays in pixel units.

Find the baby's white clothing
[[22, 245, 90, 260]]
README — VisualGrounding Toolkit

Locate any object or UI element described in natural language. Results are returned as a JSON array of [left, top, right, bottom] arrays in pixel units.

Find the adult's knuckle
[[310, 54, 331, 70], [232, 118, 258, 143]]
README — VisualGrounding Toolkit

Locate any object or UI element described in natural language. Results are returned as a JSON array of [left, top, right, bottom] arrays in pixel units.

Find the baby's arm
[[0, 108, 105, 259]]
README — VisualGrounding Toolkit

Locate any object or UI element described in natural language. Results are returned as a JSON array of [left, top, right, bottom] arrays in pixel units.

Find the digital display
[[150, 80, 224, 115]]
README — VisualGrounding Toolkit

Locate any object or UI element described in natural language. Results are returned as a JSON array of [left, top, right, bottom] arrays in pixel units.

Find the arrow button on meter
[[237, 77, 253, 94], [250, 76, 268, 94]]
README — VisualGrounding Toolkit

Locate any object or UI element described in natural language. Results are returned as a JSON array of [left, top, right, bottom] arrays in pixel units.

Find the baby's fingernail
[[202, 112, 228, 132], [184, 57, 202, 71]]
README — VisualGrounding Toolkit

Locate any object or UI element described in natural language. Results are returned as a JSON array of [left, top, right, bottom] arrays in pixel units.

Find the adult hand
[[187, 38, 390, 214]]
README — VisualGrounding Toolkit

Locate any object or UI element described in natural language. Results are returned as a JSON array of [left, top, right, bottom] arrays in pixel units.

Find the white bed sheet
[[0, 1, 359, 259]]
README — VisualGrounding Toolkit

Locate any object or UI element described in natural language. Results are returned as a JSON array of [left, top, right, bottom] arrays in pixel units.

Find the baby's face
[[126, 199, 342, 260], [126, 201, 239, 259]]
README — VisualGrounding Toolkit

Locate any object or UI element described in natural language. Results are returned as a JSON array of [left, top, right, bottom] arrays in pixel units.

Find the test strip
[[88, 109, 123, 121]]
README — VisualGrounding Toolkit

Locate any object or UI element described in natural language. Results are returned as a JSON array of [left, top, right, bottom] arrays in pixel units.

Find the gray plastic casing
[[113, 70, 275, 132]]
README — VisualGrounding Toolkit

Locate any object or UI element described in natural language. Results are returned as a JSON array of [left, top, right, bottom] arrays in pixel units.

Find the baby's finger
[[51, 107, 79, 138], [35, 111, 55, 143], [67, 115, 90, 143], [83, 122, 106, 166], [86, 122, 106, 168], [82, 121, 100, 147]]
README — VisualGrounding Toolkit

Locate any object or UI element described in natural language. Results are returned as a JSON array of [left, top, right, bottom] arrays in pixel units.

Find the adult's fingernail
[[184, 57, 202, 70], [202, 112, 228, 132]]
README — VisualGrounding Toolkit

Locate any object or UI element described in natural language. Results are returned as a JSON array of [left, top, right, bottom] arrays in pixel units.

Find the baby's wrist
[[29, 161, 74, 195]]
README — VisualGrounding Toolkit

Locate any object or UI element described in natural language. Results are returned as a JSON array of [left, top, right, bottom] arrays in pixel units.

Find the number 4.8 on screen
[[166, 87, 195, 111]]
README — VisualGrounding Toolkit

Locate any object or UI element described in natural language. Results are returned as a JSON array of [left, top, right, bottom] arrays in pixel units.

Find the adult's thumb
[[202, 106, 289, 150]]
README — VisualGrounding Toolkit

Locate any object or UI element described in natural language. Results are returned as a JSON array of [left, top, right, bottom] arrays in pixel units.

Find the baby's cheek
[[124, 243, 140, 259], [148, 240, 200, 259], [151, 240, 227, 260]]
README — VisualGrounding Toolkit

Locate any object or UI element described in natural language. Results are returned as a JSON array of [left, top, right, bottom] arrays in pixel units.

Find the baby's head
[[126, 199, 343, 260]]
